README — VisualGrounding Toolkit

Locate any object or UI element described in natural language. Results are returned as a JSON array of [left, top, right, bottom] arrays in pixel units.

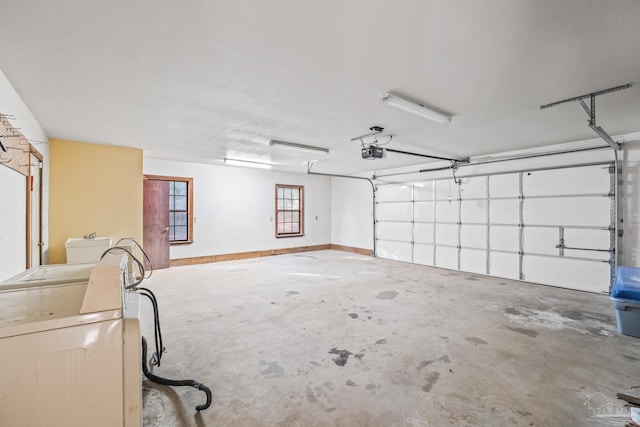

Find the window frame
[[144, 174, 194, 245], [275, 184, 304, 238]]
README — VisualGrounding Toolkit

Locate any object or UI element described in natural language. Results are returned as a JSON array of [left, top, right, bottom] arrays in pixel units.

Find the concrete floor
[[140, 250, 640, 426]]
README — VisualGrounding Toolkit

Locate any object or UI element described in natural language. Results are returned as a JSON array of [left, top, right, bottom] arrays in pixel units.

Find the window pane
[[292, 200, 299, 210], [169, 227, 175, 241], [169, 196, 175, 210], [174, 226, 188, 241], [291, 223, 300, 233], [292, 212, 299, 223], [174, 182, 187, 196], [285, 212, 292, 223], [277, 199, 284, 210], [284, 188, 291, 199], [278, 188, 284, 199], [169, 212, 175, 226], [284, 199, 292, 210], [277, 212, 285, 223], [175, 212, 187, 226], [174, 195, 187, 211], [169, 181, 175, 195], [292, 189, 299, 200]]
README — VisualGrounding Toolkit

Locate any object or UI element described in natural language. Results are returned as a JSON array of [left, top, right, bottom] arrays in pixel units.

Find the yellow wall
[[49, 139, 143, 263]]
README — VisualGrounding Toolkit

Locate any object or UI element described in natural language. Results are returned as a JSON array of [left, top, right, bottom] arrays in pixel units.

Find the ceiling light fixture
[[269, 140, 329, 154], [381, 92, 452, 124], [224, 158, 273, 169]]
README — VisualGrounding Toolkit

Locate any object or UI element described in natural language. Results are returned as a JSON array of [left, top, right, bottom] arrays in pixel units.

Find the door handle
[[162, 227, 169, 233]]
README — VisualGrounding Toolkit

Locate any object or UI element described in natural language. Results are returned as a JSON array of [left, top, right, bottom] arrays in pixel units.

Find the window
[[169, 180, 191, 242], [145, 175, 194, 244], [275, 184, 304, 238]]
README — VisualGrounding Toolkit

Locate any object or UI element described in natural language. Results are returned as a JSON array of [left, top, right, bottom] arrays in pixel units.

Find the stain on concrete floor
[[422, 372, 440, 392], [505, 325, 539, 338], [465, 337, 488, 345], [259, 361, 284, 378], [376, 290, 399, 300], [328, 348, 352, 366]]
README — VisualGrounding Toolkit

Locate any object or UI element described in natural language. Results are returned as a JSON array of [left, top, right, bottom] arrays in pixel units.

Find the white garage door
[[375, 162, 615, 293]]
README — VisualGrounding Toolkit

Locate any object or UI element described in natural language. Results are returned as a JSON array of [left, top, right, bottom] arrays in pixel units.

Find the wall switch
[[315, 216, 318, 220]]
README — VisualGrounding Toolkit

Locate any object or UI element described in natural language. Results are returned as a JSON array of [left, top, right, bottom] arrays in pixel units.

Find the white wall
[[331, 135, 640, 269], [0, 69, 49, 280], [330, 177, 374, 250], [143, 158, 332, 259], [0, 166, 27, 279]]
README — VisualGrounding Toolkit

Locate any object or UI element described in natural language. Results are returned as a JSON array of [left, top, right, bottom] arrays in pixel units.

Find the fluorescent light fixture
[[381, 92, 451, 124], [224, 158, 272, 169], [270, 140, 329, 154]]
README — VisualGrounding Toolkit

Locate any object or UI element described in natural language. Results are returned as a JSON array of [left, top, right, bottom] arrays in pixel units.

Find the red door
[[143, 179, 170, 269]]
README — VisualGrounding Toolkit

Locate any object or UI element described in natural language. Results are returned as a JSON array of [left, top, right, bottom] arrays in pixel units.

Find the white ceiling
[[0, 0, 639, 174]]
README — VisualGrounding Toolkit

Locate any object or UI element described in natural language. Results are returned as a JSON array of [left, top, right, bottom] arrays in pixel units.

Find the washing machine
[[0, 255, 142, 427], [1, 262, 95, 290]]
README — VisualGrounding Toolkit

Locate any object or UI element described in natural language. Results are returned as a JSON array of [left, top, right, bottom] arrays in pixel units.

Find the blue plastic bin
[[612, 266, 640, 300], [611, 266, 640, 338]]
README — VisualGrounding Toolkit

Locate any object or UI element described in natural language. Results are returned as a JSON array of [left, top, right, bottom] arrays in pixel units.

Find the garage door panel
[[435, 224, 457, 246], [435, 201, 458, 222], [490, 174, 519, 198], [460, 176, 486, 198], [414, 243, 434, 266], [414, 201, 434, 221], [460, 249, 486, 274], [489, 252, 520, 280], [565, 228, 610, 249], [413, 182, 433, 201], [377, 185, 412, 202], [414, 223, 434, 244], [435, 246, 457, 270], [490, 225, 519, 252], [490, 199, 518, 224], [377, 241, 412, 263], [523, 197, 610, 227], [376, 222, 412, 241], [524, 227, 559, 256], [523, 255, 609, 293], [523, 165, 610, 196], [461, 224, 485, 249], [461, 200, 487, 223], [435, 179, 456, 199], [377, 202, 412, 221]]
